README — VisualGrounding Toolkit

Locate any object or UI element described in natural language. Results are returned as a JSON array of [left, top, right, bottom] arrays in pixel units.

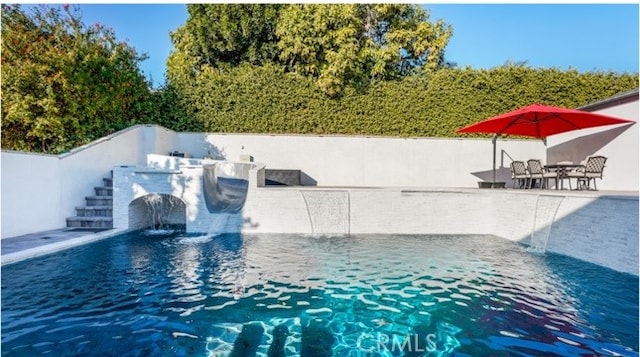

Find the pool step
[[66, 172, 114, 230]]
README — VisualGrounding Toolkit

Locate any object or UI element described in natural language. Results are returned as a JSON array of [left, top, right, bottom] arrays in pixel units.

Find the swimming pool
[[1, 232, 638, 356]]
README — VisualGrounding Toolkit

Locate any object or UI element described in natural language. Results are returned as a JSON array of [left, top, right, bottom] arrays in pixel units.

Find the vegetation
[[2, 4, 637, 154], [168, 4, 637, 137], [1, 4, 153, 153], [168, 4, 453, 97], [172, 64, 638, 137]]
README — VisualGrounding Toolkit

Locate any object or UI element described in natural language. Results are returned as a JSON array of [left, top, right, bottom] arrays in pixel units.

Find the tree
[[168, 4, 280, 73], [277, 4, 451, 96], [167, 4, 453, 97], [1, 4, 151, 153], [276, 4, 364, 96]]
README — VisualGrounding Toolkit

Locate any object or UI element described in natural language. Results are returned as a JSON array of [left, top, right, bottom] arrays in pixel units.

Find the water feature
[[137, 193, 185, 236], [2, 233, 637, 356], [300, 190, 350, 235], [203, 163, 249, 214], [528, 195, 565, 253]]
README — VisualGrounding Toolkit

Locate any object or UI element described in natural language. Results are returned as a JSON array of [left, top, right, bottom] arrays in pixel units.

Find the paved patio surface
[[1, 227, 128, 266]]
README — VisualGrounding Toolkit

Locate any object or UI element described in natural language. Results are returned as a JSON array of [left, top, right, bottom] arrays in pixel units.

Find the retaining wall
[[2, 114, 637, 240], [1, 125, 175, 238]]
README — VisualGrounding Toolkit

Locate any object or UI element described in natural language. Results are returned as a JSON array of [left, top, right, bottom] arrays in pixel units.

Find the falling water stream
[[528, 195, 565, 253]]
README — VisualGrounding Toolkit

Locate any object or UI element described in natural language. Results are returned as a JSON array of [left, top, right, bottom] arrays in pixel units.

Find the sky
[[31, 3, 639, 88]]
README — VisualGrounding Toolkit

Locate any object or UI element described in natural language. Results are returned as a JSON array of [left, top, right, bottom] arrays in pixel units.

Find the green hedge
[[174, 64, 638, 138]]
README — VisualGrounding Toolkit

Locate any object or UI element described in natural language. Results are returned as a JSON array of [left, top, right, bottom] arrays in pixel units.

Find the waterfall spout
[[528, 195, 565, 253], [137, 193, 186, 236], [301, 190, 350, 235]]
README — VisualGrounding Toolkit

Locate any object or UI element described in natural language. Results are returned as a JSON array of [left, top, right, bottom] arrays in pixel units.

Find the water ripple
[[1, 233, 637, 356]]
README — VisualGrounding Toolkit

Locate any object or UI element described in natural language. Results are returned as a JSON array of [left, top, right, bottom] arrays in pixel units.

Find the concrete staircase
[[66, 174, 113, 230]]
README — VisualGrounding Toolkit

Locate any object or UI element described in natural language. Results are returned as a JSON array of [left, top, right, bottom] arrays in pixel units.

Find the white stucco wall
[[1, 152, 62, 238], [175, 133, 546, 188], [547, 99, 639, 190], [1, 125, 170, 239], [138, 124, 178, 163]]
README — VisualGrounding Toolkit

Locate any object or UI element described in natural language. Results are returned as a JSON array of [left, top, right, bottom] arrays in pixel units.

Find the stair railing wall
[[1, 125, 179, 238]]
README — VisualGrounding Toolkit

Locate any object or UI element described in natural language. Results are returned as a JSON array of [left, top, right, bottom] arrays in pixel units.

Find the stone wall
[[112, 156, 264, 236], [240, 187, 638, 275], [113, 154, 638, 275]]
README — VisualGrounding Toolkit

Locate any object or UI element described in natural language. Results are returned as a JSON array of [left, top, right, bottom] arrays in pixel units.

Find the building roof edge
[[579, 88, 639, 112]]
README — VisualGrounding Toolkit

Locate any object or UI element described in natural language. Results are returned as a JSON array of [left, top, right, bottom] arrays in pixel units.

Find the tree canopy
[[1, 4, 152, 153], [167, 4, 453, 96]]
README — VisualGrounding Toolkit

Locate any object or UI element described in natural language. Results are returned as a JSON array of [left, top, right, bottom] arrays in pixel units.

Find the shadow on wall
[[472, 148, 531, 185], [471, 167, 513, 184], [547, 124, 634, 164], [203, 135, 227, 159], [171, 133, 228, 160], [264, 169, 318, 186], [301, 171, 318, 186]]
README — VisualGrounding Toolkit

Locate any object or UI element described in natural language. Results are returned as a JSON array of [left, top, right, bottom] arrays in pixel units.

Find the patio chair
[[510, 161, 529, 188], [527, 159, 558, 189], [567, 156, 607, 190]]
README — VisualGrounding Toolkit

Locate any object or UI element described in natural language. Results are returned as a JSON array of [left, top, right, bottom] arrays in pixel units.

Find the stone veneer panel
[[113, 159, 638, 275], [113, 159, 262, 235], [243, 188, 638, 275], [545, 195, 638, 275]]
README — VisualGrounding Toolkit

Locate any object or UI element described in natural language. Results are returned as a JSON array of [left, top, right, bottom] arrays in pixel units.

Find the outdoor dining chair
[[566, 156, 607, 190], [510, 161, 529, 188], [527, 159, 558, 189]]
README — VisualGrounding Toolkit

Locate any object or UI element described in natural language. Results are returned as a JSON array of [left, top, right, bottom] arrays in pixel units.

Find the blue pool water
[[1, 233, 638, 356]]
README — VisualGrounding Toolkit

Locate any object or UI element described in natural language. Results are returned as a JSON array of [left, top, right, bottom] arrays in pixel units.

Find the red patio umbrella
[[456, 103, 634, 185]]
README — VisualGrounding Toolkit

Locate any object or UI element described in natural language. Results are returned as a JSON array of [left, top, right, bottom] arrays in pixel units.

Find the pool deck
[[1, 227, 131, 266], [2, 187, 637, 266]]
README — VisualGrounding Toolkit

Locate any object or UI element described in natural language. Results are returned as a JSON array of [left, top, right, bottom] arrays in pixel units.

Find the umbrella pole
[[492, 134, 497, 184]]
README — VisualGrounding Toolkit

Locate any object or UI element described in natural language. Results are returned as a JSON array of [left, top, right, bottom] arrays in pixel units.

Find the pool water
[[1, 233, 638, 356]]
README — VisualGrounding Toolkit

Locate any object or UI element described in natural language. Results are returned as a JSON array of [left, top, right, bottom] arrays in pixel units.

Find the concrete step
[[94, 186, 113, 197], [66, 216, 113, 229], [103, 177, 113, 187], [75, 206, 112, 217], [85, 196, 113, 206]]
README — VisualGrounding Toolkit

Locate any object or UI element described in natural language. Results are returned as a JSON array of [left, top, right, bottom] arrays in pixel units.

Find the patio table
[[544, 163, 584, 190]]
